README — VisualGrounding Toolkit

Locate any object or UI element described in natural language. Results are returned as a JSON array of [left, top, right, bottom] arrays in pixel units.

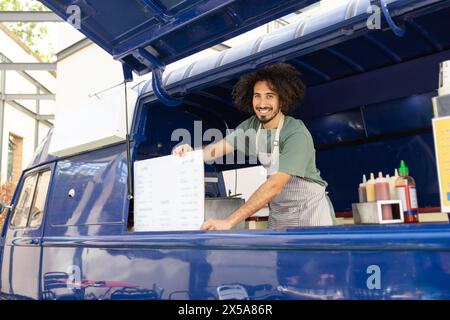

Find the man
[[173, 63, 335, 230]]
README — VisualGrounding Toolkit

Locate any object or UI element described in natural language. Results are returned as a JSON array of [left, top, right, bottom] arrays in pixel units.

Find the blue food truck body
[[1, 0, 450, 299]]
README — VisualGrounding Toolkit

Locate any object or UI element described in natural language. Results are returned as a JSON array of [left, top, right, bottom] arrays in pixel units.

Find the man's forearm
[[200, 139, 232, 162], [225, 180, 283, 227], [201, 143, 217, 162]]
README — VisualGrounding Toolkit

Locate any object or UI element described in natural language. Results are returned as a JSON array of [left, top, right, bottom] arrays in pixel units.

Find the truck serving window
[[10, 170, 51, 229], [28, 171, 51, 228]]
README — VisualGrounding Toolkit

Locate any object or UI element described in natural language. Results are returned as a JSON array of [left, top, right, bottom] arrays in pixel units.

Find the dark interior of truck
[[132, 2, 450, 223], [137, 2, 450, 212]]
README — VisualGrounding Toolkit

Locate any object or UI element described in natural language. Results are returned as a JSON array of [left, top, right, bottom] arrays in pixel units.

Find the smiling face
[[252, 81, 282, 126]]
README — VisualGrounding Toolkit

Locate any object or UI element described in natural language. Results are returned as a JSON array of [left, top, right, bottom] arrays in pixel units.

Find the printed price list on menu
[[134, 150, 205, 231]]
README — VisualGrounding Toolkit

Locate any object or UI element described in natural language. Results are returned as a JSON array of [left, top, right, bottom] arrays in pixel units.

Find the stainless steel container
[[205, 198, 246, 229]]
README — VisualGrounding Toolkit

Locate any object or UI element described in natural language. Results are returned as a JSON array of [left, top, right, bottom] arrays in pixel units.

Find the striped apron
[[256, 114, 335, 228]]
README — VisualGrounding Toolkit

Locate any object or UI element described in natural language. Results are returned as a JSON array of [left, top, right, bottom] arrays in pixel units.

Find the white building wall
[[56, 23, 85, 53], [0, 109, 52, 182], [1, 103, 37, 177], [0, 26, 56, 181]]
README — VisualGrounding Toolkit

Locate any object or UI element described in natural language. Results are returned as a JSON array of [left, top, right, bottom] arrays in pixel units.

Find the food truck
[[1, 0, 450, 300]]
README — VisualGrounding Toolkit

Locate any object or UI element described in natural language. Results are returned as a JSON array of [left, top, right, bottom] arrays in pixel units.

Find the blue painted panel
[[363, 92, 435, 136], [369, 22, 435, 59], [295, 51, 355, 81], [300, 50, 450, 119], [41, 246, 88, 300], [413, 4, 450, 46], [159, 0, 194, 11], [1, 164, 55, 299], [317, 133, 439, 212], [39, 224, 450, 300], [327, 38, 394, 72], [304, 108, 365, 145]]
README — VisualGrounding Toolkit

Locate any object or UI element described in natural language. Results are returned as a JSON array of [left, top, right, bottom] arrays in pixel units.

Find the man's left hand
[[201, 219, 233, 230]]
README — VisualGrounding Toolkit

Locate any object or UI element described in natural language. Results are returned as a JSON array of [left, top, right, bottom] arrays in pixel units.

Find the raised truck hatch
[[38, 0, 320, 76]]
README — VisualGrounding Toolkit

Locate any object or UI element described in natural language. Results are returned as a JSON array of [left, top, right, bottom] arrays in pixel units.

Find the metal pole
[[4, 94, 55, 100], [0, 53, 53, 94], [0, 11, 63, 22], [0, 63, 57, 71], [124, 82, 133, 200], [35, 86, 40, 150]]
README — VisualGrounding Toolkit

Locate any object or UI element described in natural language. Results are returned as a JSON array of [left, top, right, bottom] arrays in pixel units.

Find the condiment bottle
[[395, 160, 419, 223], [366, 172, 376, 202], [375, 171, 393, 220], [358, 174, 367, 203], [387, 169, 399, 200]]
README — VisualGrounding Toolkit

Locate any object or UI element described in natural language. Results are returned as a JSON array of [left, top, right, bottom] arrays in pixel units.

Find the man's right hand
[[172, 144, 193, 157]]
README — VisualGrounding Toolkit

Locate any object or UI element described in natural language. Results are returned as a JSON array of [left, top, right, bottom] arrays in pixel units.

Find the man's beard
[[257, 108, 280, 124]]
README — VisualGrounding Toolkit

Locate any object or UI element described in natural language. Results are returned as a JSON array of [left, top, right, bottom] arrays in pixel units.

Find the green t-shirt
[[225, 115, 327, 187]]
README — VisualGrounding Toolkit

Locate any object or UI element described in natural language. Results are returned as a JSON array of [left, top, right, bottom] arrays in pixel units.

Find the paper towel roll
[[439, 60, 450, 96]]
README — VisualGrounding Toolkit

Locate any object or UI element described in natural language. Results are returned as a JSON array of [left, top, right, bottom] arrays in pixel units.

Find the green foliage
[[0, 181, 14, 230], [0, 0, 55, 62]]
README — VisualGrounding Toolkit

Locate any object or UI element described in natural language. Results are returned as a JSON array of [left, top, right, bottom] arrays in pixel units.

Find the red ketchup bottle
[[395, 160, 419, 223]]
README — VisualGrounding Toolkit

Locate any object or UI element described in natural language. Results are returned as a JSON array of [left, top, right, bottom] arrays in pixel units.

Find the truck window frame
[[9, 169, 52, 230]]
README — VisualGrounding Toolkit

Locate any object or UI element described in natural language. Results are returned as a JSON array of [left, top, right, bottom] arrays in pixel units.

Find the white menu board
[[134, 150, 205, 231]]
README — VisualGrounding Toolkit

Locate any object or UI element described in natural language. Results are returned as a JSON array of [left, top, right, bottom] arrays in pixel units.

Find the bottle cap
[[398, 160, 409, 176], [376, 171, 387, 182], [359, 174, 367, 187]]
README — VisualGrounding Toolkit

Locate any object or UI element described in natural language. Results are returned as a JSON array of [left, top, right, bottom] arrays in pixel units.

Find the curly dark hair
[[232, 63, 306, 114]]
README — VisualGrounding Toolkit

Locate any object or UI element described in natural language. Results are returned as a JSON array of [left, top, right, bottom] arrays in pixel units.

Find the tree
[[0, 0, 55, 62]]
